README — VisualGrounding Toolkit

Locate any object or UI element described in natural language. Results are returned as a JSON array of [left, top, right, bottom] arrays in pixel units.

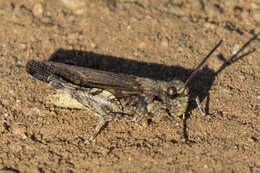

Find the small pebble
[[16, 60, 22, 67], [138, 42, 146, 49], [32, 3, 43, 17], [177, 47, 183, 53], [60, 0, 86, 15], [9, 89, 14, 94], [204, 23, 216, 30], [231, 44, 240, 55], [90, 42, 97, 49], [60, 0, 78, 9], [203, 164, 209, 168]]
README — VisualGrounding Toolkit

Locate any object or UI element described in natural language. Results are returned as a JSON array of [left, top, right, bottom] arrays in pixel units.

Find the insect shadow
[[48, 34, 258, 143]]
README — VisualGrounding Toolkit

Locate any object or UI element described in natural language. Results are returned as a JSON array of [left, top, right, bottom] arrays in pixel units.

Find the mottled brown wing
[[26, 60, 142, 97]]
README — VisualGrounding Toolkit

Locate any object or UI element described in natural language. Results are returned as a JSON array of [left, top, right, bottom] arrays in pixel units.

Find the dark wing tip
[[26, 60, 51, 82]]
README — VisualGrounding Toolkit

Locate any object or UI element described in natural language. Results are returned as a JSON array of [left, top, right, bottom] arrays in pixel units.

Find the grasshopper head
[[165, 79, 189, 116], [164, 40, 223, 116]]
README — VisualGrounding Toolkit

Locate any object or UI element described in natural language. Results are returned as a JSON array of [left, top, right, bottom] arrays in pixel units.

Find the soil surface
[[0, 0, 260, 172]]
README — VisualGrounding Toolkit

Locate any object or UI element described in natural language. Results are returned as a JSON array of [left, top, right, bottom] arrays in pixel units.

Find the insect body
[[26, 40, 222, 142]]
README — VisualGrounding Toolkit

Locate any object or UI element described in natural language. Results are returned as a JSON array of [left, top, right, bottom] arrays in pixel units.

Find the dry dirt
[[0, 0, 260, 172]]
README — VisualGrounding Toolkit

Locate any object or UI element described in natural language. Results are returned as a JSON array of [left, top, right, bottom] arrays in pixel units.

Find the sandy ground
[[0, 0, 259, 172]]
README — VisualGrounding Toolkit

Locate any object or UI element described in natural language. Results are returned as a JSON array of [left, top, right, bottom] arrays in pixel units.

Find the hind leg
[[85, 112, 137, 143]]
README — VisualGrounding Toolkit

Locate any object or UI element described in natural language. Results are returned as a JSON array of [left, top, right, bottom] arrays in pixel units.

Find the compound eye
[[167, 87, 177, 98]]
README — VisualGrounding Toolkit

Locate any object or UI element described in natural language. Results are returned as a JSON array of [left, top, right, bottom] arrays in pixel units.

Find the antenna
[[184, 40, 223, 87]]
